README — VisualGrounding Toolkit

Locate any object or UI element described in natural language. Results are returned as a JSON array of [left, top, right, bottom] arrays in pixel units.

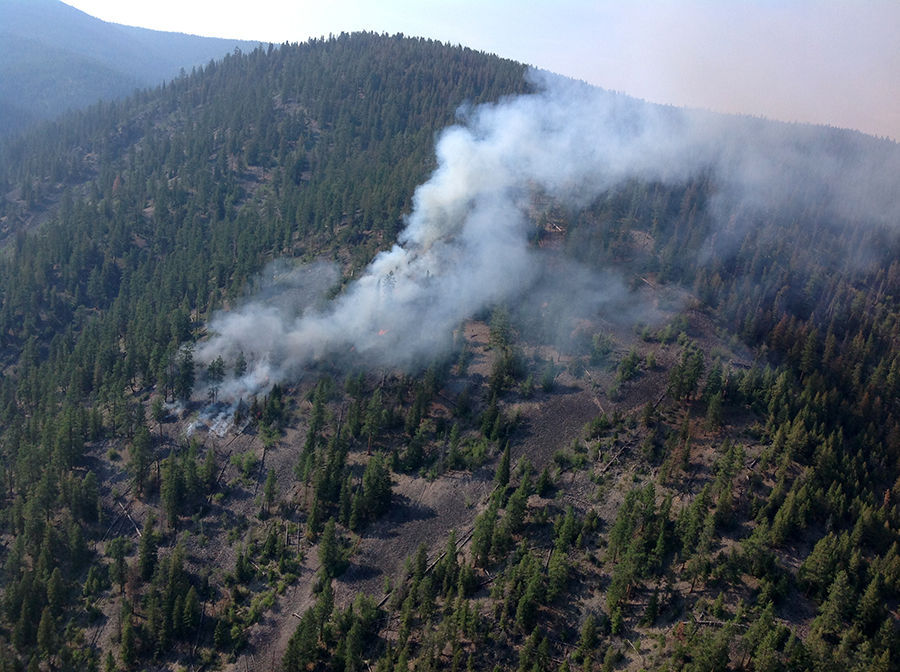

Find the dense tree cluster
[[0, 33, 527, 669]]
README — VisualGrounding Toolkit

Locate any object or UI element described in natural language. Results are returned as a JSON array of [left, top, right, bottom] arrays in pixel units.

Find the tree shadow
[[340, 561, 382, 586], [365, 494, 436, 540]]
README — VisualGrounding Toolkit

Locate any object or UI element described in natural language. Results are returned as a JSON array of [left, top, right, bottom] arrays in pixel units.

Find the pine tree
[[107, 537, 128, 593], [494, 441, 510, 490], [202, 446, 218, 493], [856, 573, 885, 634], [504, 480, 529, 537], [206, 355, 225, 402], [546, 550, 569, 601], [174, 346, 195, 402], [45, 568, 63, 617], [361, 453, 392, 520], [813, 570, 854, 640], [471, 499, 499, 567], [234, 351, 248, 378], [307, 497, 323, 539], [138, 514, 158, 581], [344, 617, 365, 672], [161, 448, 183, 530], [182, 585, 201, 634], [129, 425, 152, 496], [36, 606, 54, 657], [433, 531, 459, 597], [706, 391, 724, 430], [214, 616, 230, 651], [318, 518, 342, 578], [120, 618, 136, 668]]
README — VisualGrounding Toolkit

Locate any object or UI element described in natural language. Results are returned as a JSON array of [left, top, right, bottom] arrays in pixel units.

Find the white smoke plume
[[195, 70, 899, 403]]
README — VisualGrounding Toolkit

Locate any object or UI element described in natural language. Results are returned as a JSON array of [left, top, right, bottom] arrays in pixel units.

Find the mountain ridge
[[0, 0, 259, 135]]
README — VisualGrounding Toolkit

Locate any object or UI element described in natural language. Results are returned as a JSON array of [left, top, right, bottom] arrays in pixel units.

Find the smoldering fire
[[192, 69, 899, 412]]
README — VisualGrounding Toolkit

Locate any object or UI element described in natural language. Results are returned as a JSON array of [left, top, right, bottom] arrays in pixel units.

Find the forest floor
[[80, 292, 759, 671]]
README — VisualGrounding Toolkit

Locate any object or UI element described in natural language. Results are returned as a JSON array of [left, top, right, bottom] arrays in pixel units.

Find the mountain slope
[[0, 0, 256, 135], [0, 33, 897, 672]]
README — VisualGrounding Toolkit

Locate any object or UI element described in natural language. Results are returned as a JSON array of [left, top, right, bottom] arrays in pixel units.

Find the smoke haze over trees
[[196, 69, 900, 402]]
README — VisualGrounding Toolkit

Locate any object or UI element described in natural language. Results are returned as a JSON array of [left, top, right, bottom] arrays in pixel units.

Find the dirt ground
[[81, 299, 759, 671]]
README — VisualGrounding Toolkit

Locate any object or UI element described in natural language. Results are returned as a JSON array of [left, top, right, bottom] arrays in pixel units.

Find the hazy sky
[[62, 1, 899, 140]]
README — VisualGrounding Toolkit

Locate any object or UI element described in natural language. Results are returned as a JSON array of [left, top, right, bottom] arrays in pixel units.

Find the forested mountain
[[0, 32, 897, 672], [0, 0, 256, 136]]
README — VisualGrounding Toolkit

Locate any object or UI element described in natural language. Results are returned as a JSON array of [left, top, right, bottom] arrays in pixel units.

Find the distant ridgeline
[[0, 31, 897, 671], [0, 0, 257, 136]]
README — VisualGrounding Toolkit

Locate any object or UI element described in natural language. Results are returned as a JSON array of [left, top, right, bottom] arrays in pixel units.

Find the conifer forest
[[0, 32, 898, 672]]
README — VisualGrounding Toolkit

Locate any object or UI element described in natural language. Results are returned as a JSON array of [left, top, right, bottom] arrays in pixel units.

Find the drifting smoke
[[195, 70, 899, 403]]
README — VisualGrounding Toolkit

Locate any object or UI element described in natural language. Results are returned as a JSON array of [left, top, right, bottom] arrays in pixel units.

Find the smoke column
[[195, 70, 899, 403]]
